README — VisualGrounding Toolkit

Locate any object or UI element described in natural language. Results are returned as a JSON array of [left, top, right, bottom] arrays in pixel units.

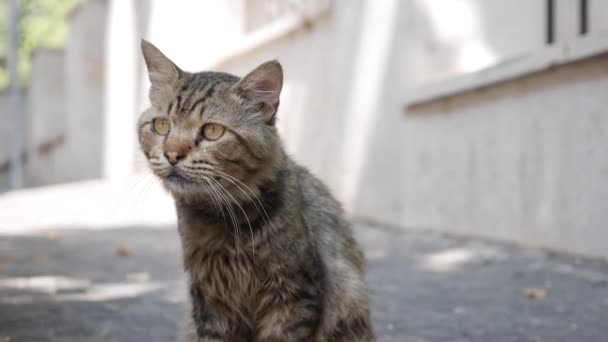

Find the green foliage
[[0, 0, 78, 89]]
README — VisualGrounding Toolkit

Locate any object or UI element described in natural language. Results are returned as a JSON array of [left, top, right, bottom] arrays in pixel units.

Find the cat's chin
[[162, 174, 196, 194], [162, 176, 214, 199]]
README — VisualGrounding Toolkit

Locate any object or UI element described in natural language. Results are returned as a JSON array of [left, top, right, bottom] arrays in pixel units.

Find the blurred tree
[[0, 0, 78, 89]]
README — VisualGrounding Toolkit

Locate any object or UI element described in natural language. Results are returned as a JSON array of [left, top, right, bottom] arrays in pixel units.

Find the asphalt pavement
[[1, 223, 607, 342]]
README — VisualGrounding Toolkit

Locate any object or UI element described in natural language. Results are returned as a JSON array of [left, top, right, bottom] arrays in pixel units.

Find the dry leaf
[[523, 288, 547, 299], [116, 246, 132, 257], [4, 336, 12, 342], [33, 255, 48, 264]]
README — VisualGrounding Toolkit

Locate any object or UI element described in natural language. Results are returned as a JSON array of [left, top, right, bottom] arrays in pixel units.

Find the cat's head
[[138, 40, 283, 198]]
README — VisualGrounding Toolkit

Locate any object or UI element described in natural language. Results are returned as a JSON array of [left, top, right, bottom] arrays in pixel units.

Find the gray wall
[[0, 0, 107, 191], [402, 55, 608, 257], [63, 0, 108, 182], [404, 55, 608, 258], [26, 49, 66, 187], [213, 0, 608, 258], [216, 0, 549, 222], [4, 0, 608, 258]]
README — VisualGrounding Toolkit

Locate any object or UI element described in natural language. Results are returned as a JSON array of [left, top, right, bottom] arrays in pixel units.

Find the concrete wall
[[0, 92, 13, 168], [208, 0, 608, 258], [1, 49, 67, 191], [26, 49, 66, 187], [0, 89, 29, 192], [403, 55, 608, 258], [214, 0, 549, 219], [0, 92, 15, 191], [1, 0, 107, 191], [63, 0, 107, 182], [405, 0, 545, 84], [5, 0, 608, 257]]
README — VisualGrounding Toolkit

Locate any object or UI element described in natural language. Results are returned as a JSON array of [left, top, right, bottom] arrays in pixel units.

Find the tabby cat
[[138, 40, 375, 342]]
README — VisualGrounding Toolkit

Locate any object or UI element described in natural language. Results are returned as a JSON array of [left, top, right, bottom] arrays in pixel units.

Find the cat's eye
[[152, 118, 170, 136], [202, 123, 225, 141]]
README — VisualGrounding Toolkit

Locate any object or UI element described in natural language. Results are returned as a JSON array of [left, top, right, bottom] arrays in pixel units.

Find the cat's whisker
[[213, 179, 256, 257], [178, 168, 263, 256], [213, 170, 276, 231], [202, 181, 222, 224], [204, 179, 229, 230], [178, 171, 226, 227], [134, 174, 161, 209], [207, 179, 242, 255], [124, 173, 158, 210], [125, 173, 153, 194], [209, 178, 255, 257], [214, 173, 266, 252]]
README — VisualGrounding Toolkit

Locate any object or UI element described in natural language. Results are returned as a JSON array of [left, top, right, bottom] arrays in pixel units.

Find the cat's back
[[295, 164, 349, 239], [294, 163, 361, 260], [294, 164, 373, 340]]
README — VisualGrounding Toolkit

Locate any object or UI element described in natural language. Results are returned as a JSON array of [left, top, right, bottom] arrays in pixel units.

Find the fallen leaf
[[116, 246, 132, 257], [523, 288, 547, 299], [4, 336, 12, 342], [570, 323, 578, 331], [33, 255, 48, 264]]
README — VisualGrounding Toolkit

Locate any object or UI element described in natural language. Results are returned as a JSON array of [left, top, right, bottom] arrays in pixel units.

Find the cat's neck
[[174, 162, 291, 238]]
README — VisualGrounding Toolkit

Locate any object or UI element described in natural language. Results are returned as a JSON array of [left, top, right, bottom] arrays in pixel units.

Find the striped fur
[[139, 40, 375, 342]]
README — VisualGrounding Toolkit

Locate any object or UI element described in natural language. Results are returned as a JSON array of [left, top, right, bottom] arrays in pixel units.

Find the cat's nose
[[164, 140, 191, 165], [164, 151, 185, 165]]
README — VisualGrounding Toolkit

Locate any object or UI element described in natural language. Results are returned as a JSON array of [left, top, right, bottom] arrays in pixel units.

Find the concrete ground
[[0, 222, 607, 342]]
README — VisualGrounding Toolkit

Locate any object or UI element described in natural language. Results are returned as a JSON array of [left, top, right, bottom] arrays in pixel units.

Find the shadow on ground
[[1, 224, 608, 341]]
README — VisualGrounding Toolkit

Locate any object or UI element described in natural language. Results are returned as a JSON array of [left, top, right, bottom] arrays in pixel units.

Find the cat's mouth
[[161, 167, 229, 195], [164, 169, 193, 187]]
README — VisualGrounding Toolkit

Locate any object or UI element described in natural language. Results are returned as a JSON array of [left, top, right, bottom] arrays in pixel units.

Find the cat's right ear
[[141, 39, 181, 87]]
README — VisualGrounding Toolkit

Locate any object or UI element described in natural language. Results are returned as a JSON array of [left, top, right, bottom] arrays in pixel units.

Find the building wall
[[403, 55, 608, 258], [1, 0, 107, 191], [0, 87, 30, 192], [210, 0, 608, 258], [26, 49, 66, 187], [0, 92, 16, 191], [5, 0, 607, 257], [63, 0, 107, 182], [0, 92, 12, 168], [214, 0, 549, 219]]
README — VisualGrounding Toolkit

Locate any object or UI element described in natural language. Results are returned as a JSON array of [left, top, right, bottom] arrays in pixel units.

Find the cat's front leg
[[324, 315, 376, 342], [254, 278, 323, 341], [188, 285, 250, 342]]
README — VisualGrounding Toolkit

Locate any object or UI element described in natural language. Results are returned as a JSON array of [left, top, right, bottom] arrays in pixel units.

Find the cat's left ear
[[141, 39, 182, 87], [232, 60, 283, 124]]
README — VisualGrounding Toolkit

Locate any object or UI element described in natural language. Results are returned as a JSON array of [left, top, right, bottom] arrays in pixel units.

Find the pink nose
[[164, 151, 185, 165], [164, 140, 191, 165]]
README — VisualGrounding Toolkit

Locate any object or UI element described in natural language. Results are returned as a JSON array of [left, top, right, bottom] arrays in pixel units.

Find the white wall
[[214, 0, 549, 219], [9, 0, 608, 257], [206, 0, 608, 258], [406, 0, 546, 84], [403, 55, 608, 258]]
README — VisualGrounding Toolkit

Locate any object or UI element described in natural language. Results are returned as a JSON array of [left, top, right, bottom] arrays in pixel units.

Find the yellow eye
[[202, 123, 225, 141], [152, 118, 170, 136]]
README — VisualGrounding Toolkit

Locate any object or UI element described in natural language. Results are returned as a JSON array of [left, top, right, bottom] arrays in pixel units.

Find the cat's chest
[[188, 246, 264, 303]]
